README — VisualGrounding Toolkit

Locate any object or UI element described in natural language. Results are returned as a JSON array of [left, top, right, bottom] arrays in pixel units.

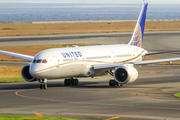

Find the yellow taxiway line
[[35, 113, 43, 117], [105, 116, 120, 120]]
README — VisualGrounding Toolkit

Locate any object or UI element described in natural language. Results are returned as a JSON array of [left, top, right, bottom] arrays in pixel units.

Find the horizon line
[[0, 2, 180, 4]]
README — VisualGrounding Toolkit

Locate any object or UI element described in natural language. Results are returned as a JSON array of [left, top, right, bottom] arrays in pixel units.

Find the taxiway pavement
[[1, 65, 180, 120]]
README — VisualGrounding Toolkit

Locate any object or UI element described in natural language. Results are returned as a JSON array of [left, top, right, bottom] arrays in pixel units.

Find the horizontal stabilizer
[[145, 50, 180, 56]]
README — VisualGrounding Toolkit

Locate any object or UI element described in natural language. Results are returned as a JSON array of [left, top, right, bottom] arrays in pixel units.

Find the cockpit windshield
[[36, 59, 42, 63], [33, 59, 47, 63], [33, 59, 36, 63]]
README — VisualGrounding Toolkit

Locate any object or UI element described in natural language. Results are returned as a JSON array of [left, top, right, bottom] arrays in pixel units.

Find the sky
[[0, 0, 180, 4]]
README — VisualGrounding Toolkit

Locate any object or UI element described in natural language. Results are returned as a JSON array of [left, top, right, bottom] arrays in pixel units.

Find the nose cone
[[30, 64, 40, 78], [30, 50, 56, 79]]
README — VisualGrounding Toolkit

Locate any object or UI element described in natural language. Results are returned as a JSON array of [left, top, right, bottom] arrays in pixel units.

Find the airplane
[[0, 2, 180, 89]]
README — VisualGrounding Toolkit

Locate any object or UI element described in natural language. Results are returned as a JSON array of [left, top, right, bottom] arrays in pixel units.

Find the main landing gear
[[64, 78, 79, 86], [109, 79, 123, 87], [109, 79, 118, 86], [39, 79, 47, 89], [107, 70, 123, 87]]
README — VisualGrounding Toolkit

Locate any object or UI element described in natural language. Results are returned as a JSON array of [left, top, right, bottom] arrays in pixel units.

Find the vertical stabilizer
[[128, 3, 148, 47]]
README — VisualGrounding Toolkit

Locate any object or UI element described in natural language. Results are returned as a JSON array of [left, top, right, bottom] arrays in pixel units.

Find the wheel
[[40, 84, 43, 89], [74, 79, 78, 85], [43, 84, 47, 89], [109, 80, 116, 86], [71, 79, 78, 85], [71, 79, 75, 85], [64, 79, 68, 85], [71, 79, 77, 85], [64, 79, 71, 85]]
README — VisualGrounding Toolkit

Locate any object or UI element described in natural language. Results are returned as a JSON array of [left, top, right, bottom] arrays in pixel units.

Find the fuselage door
[[111, 51, 116, 63]]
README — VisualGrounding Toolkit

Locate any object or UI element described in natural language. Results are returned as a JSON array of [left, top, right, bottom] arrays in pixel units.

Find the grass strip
[[0, 66, 24, 83], [173, 93, 180, 98], [0, 21, 180, 36], [0, 116, 80, 120], [0, 77, 24, 83]]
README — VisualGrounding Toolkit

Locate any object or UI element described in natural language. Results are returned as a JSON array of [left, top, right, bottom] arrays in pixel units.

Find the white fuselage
[[30, 44, 147, 79]]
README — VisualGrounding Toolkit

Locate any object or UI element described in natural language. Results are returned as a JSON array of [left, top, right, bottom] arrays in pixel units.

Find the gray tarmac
[[0, 31, 180, 120], [0, 61, 28, 66]]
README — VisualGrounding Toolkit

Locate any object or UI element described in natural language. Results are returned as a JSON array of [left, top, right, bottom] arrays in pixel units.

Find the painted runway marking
[[15, 89, 71, 103], [35, 113, 43, 117], [105, 116, 120, 120]]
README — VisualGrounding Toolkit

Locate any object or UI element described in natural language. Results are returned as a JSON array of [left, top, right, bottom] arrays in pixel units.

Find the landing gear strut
[[39, 79, 48, 89], [64, 78, 79, 86]]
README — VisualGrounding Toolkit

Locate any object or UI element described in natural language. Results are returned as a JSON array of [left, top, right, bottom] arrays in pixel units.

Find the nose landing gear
[[39, 79, 48, 89]]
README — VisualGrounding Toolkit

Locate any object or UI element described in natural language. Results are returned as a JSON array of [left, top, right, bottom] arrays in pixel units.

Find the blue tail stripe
[[129, 3, 148, 48], [138, 3, 148, 43]]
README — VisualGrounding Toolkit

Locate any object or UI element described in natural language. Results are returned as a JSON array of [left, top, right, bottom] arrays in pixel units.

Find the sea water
[[0, 3, 179, 22]]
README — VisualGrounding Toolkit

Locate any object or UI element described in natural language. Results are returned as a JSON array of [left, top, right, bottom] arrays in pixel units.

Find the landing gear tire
[[40, 83, 47, 89], [64, 79, 71, 85], [39, 79, 48, 89], [109, 80, 120, 86], [73, 79, 79, 85], [64, 79, 67, 85], [43, 84, 47, 89], [64, 78, 79, 86], [40, 84, 43, 89], [109, 80, 116, 86]]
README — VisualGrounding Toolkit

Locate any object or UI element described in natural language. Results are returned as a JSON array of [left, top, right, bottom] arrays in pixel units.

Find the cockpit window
[[36, 59, 42, 63], [33, 59, 47, 63], [33, 59, 36, 63]]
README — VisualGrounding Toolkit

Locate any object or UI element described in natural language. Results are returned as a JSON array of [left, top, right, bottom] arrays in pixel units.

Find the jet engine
[[21, 64, 37, 82], [113, 65, 138, 84]]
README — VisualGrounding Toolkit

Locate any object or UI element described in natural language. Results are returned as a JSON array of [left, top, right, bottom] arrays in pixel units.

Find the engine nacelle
[[21, 64, 37, 82], [113, 65, 138, 84]]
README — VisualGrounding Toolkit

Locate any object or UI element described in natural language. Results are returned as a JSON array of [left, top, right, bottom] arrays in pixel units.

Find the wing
[[145, 50, 180, 56], [0, 50, 34, 61], [93, 57, 180, 70]]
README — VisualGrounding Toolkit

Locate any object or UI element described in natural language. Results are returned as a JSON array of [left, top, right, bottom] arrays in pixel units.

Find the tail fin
[[128, 3, 148, 47]]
